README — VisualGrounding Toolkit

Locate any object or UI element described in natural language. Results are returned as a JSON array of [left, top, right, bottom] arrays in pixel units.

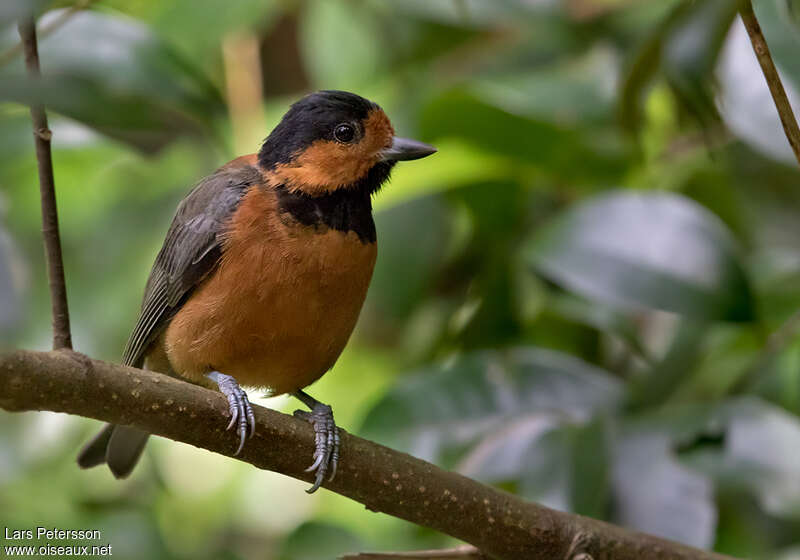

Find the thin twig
[[739, 0, 800, 167], [0, 0, 96, 68], [0, 349, 740, 560], [17, 18, 72, 350]]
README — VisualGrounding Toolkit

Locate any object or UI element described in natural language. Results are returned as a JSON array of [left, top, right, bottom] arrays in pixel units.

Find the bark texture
[[0, 349, 738, 560], [18, 18, 72, 350], [739, 1, 800, 167]]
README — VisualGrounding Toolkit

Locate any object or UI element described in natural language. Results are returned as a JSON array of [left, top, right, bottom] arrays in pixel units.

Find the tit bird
[[77, 90, 436, 492]]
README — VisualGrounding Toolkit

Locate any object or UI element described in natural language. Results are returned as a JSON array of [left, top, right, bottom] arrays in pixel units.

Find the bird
[[76, 90, 436, 493]]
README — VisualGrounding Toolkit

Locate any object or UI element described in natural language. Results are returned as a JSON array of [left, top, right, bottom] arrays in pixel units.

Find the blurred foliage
[[3, 0, 800, 559]]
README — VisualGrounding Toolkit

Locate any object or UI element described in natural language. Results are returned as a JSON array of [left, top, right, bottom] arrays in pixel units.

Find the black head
[[258, 90, 436, 196], [259, 91, 377, 169]]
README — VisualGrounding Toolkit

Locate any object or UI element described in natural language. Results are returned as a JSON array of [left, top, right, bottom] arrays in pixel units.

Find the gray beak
[[380, 136, 437, 162]]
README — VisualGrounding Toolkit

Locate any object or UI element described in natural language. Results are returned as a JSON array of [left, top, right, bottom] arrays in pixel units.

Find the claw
[[234, 424, 246, 456], [305, 450, 325, 473], [293, 399, 340, 494], [329, 429, 340, 481], [247, 407, 256, 439], [207, 371, 255, 455]]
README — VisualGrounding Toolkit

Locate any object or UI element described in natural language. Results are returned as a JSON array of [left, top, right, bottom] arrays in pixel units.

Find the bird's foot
[[293, 395, 340, 494], [207, 371, 256, 455]]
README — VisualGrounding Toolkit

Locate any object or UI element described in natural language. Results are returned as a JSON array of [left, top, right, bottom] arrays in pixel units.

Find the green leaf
[[457, 413, 569, 507], [373, 139, 513, 211], [278, 522, 364, 560], [725, 401, 800, 517], [382, 0, 558, 28], [0, 0, 50, 26], [419, 90, 626, 182], [447, 180, 528, 347], [525, 190, 755, 321], [360, 348, 622, 465], [0, 10, 224, 153], [685, 398, 800, 519], [301, 0, 383, 89], [457, 416, 611, 516], [661, 0, 737, 125], [612, 432, 716, 548], [547, 294, 654, 363], [570, 417, 612, 518], [152, 0, 280, 61], [618, 0, 735, 134], [628, 320, 707, 409], [471, 45, 618, 127], [630, 398, 800, 524], [364, 195, 452, 325], [617, 5, 676, 135]]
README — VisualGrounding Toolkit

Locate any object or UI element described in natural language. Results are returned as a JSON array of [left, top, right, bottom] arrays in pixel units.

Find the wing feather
[[121, 164, 261, 367]]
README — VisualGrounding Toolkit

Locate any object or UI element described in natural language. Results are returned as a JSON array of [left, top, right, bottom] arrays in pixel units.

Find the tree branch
[[341, 545, 486, 559], [739, 0, 800, 167], [18, 17, 72, 350], [0, 349, 739, 560]]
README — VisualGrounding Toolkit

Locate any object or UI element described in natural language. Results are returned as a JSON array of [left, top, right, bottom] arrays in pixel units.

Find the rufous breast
[[163, 184, 377, 395]]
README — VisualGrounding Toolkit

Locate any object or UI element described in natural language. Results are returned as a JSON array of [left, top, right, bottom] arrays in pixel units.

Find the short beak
[[380, 136, 437, 162]]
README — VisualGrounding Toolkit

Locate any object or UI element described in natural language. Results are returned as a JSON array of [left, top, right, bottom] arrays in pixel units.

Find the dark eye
[[333, 123, 355, 143]]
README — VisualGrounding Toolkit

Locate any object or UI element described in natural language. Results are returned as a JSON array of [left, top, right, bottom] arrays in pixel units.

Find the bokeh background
[[3, 0, 800, 558]]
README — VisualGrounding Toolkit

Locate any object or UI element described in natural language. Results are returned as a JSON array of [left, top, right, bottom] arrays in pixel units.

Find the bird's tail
[[77, 423, 150, 478]]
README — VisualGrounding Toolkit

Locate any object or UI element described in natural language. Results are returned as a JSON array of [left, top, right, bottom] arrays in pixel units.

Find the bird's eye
[[333, 123, 355, 143]]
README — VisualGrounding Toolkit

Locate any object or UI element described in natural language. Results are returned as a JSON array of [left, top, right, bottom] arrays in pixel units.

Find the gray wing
[[121, 164, 262, 367]]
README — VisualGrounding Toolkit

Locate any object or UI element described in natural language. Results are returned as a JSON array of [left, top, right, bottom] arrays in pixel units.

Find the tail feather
[[77, 423, 115, 469], [76, 424, 150, 478], [107, 426, 150, 478]]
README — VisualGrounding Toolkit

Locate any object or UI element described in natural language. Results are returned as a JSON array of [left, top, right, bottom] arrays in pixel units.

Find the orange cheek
[[266, 108, 394, 195], [270, 143, 373, 195]]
